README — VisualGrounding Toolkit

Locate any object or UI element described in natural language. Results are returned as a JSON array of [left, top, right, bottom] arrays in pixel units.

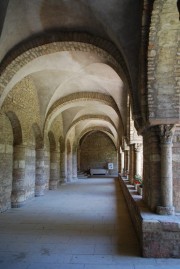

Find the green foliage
[[134, 174, 143, 185]]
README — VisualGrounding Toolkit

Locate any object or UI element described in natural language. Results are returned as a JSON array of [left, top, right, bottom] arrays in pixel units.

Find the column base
[[156, 206, 175, 215], [11, 201, 25, 208], [59, 177, 66, 185], [49, 180, 58, 190], [67, 176, 72, 183], [35, 188, 45, 197]]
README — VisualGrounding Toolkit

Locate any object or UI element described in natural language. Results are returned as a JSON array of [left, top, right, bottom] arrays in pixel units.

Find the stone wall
[[148, 0, 179, 123], [143, 126, 161, 211], [119, 175, 180, 258], [0, 113, 13, 212], [80, 131, 118, 174], [173, 129, 180, 212]]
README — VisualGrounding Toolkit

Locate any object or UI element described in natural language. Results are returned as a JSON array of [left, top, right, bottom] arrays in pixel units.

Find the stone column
[[120, 150, 124, 174], [135, 143, 143, 176], [49, 150, 59, 190], [77, 148, 81, 172], [157, 125, 175, 215], [35, 148, 45, 197], [11, 145, 26, 208], [60, 151, 66, 183], [67, 151, 72, 182], [72, 146, 78, 181], [117, 150, 121, 174], [129, 145, 135, 184], [124, 148, 130, 176]]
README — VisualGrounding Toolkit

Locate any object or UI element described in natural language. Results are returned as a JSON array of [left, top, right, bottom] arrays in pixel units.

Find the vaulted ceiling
[[0, 0, 143, 147]]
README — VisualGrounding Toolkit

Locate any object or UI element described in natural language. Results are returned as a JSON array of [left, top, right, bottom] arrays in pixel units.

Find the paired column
[[157, 125, 175, 215]]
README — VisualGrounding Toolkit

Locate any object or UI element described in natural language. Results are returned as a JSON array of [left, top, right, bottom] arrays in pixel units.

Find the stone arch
[[67, 115, 118, 135], [5, 111, 22, 146], [0, 32, 130, 95], [78, 126, 117, 149], [147, 0, 179, 124], [79, 130, 118, 174], [47, 92, 120, 118], [45, 92, 122, 134], [0, 33, 136, 128]]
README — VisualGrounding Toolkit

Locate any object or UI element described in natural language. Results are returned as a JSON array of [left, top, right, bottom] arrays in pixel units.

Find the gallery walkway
[[0, 177, 180, 269]]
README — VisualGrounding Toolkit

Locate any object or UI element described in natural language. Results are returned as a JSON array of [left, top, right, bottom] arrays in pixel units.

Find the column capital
[[159, 124, 176, 144], [134, 143, 143, 152], [157, 206, 175, 215]]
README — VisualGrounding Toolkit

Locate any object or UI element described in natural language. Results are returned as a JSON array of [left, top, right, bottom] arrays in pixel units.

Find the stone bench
[[90, 168, 107, 175]]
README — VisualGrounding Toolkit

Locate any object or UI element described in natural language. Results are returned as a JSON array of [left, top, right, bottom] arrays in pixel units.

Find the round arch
[[77, 126, 117, 149], [45, 92, 122, 134]]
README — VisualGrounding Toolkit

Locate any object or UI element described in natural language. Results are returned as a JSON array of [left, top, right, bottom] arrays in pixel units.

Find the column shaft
[[72, 147, 78, 180], [157, 125, 175, 215], [11, 145, 26, 208], [60, 151, 66, 183], [35, 148, 45, 197], [120, 151, 124, 174], [67, 151, 72, 182], [135, 144, 143, 176], [49, 150, 59, 190]]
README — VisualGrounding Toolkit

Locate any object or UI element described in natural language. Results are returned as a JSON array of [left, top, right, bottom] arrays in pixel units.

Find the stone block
[[0, 144, 5, 153], [19, 160, 25, 169]]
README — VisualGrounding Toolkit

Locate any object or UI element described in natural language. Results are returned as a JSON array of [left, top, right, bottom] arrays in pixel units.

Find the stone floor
[[0, 177, 180, 269]]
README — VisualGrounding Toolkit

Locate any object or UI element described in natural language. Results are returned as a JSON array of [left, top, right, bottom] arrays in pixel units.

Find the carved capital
[[159, 125, 176, 144], [134, 143, 143, 152]]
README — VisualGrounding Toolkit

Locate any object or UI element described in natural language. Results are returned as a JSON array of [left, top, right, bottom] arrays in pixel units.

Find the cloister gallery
[[0, 0, 180, 259]]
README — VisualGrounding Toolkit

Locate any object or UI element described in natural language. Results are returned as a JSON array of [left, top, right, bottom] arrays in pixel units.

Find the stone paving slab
[[0, 177, 180, 269]]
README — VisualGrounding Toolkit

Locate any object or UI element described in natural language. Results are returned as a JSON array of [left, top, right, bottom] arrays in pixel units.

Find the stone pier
[[35, 148, 45, 197]]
